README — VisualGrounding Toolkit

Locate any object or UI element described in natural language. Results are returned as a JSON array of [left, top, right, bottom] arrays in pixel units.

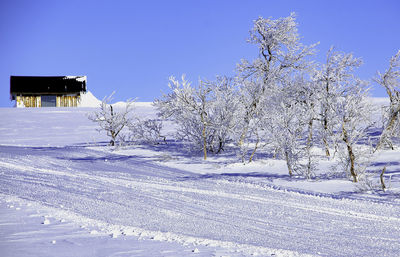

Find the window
[[41, 95, 56, 107]]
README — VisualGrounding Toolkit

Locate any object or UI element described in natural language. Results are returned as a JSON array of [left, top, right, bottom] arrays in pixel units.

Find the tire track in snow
[[2, 156, 400, 229], [1, 148, 400, 256], [3, 158, 399, 225]]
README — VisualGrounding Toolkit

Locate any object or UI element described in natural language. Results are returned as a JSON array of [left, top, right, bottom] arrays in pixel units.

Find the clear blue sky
[[1, 0, 399, 107]]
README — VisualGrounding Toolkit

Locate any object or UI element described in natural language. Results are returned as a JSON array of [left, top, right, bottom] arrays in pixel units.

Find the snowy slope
[[78, 91, 102, 107], [0, 102, 400, 256]]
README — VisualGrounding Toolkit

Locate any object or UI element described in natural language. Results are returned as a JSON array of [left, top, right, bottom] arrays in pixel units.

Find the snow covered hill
[[78, 91, 102, 107], [0, 102, 400, 256]]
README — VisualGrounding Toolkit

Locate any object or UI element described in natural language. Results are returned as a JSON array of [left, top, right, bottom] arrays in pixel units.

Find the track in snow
[[1, 145, 400, 256]]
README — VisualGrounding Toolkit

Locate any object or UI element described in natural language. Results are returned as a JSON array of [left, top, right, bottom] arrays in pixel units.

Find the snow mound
[[134, 102, 153, 107], [77, 92, 153, 108], [112, 101, 153, 108], [112, 101, 128, 108], [78, 91, 101, 107]]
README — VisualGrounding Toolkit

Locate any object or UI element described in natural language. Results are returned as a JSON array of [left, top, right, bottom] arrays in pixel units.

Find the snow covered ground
[[1, 100, 400, 256]]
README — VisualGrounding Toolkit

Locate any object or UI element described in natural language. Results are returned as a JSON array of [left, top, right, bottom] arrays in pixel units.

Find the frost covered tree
[[333, 82, 373, 182], [236, 12, 317, 160], [234, 78, 266, 162], [374, 50, 400, 150], [314, 48, 372, 182], [155, 75, 243, 159], [299, 80, 320, 178], [204, 76, 241, 154], [291, 76, 321, 178], [88, 92, 134, 146], [154, 75, 213, 160], [268, 87, 306, 176], [263, 75, 318, 178], [313, 47, 363, 157]]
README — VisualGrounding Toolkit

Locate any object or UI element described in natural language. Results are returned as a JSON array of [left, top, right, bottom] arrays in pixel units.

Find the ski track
[[1, 145, 400, 256]]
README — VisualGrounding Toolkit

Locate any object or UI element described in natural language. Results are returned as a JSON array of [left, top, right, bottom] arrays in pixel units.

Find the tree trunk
[[323, 78, 331, 157], [346, 143, 357, 182], [248, 130, 259, 163], [307, 119, 313, 148], [306, 119, 313, 178], [285, 150, 293, 177], [202, 126, 207, 160], [376, 109, 399, 151], [201, 112, 207, 160], [239, 105, 255, 147], [380, 166, 387, 191], [216, 136, 224, 154], [110, 140, 115, 146], [110, 129, 116, 146], [238, 125, 248, 147], [110, 105, 116, 146], [322, 116, 330, 157], [342, 125, 357, 182]]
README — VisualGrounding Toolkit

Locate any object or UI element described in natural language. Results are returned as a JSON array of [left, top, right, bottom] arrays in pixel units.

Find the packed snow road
[[1, 145, 399, 256]]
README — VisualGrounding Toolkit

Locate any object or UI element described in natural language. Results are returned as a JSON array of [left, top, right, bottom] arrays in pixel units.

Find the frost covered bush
[[128, 118, 165, 145], [88, 93, 134, 146], [154, 75, 242, 159], [88, 93, 165, 147]]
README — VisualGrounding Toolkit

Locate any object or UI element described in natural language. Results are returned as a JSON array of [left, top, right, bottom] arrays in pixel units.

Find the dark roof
[[10, 76, 87, 95]]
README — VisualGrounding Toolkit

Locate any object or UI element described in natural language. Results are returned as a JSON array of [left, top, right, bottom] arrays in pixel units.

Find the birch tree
[[333, 82, 373, 182], [314, 47, 363, 157], [205, 76, 240, 154], [374, 50, 400, 150], [154, 75, 213, 160], [291, 76, 320, 178], [315, 48, 372, 182], [236, 12, 317, 160], [265, 75, 316, 178], [268, 91, 306, 176]]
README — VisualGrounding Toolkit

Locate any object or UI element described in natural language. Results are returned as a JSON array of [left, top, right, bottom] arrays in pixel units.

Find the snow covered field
[[1, 102, 400, 257]]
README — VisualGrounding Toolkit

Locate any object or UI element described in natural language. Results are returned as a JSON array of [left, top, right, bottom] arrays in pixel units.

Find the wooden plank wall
[[16, 95, 80, 107], [16, 96, 41, 107], [57, 96, 79, 107]]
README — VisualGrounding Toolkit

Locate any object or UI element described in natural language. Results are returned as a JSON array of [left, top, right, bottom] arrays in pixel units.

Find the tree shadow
[[122, 139, 243, 165], [57, 153, 138, 163], [3, 139, 400, 205], [180, 171, 293, 182], [370, 161, 400, 167]]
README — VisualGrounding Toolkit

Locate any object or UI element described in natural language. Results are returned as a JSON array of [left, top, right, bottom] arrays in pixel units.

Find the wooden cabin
[[10, 76, 87, 107]]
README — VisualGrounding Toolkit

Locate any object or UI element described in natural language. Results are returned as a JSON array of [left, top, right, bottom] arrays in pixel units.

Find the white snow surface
[[1, 101, 400, 256], [78, 91, 102, 107]]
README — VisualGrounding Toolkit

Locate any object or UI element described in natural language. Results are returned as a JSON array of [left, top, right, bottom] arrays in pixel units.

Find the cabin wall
[[16, 95, 41, 107], [57, 95, 79, 107], [15, 95, 80, 107]]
